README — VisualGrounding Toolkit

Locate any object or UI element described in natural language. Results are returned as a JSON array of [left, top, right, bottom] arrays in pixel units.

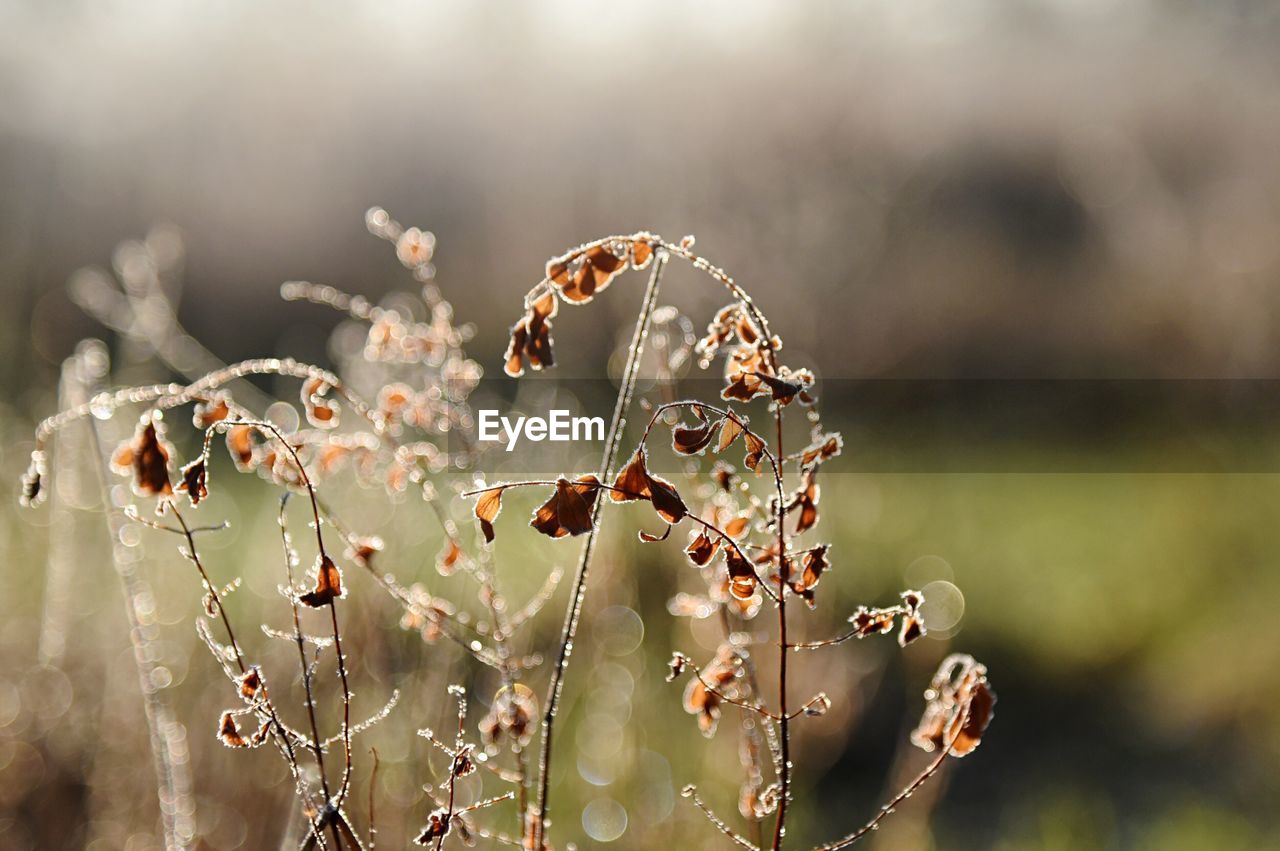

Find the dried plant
[[21, 214, 994, 849]]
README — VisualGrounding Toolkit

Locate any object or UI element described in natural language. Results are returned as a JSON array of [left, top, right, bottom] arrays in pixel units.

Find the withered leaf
[[611, 450, 651, 501], [800, 433, 843, 466], [554, 244, 627, 303], [504, 320, 529, 378], [113, 417, 174, 497], [898, 589, 926, 646], [530, 476, 599, 538], [299, 555, 343, 607], [672, 416, 721, 456], [437, 538, 463, 575], [899, 615, 925, 647], [474, 487, 505, 543], [789, 544, 830, 608], [176, 456, 208, 506], [685, 531, 721, 566], [225, 424, 256, 471], [952, 679, 996, 756], [193, 393, 231, 429], [911, 655, 995, 757], [724, 516, 749, 538], [238, 667, 262, 699], [849, 605, 897, 637], [743, 431, 767, 472], [631, 238, 654, 270], [416, 809, 450, 845], [524, 291, 557, 371], [667, 652, 688, 682], [711, 461, 735, 491], [647, 471, 688, 524], [757, 372, 804, 406], [670, 414, 721, 455], [218, 711, 247, 748], [717, 415, 744, 453], [724, 547, 758, 600], [608, 449, 685, 521], [721, 373, 764, 402], [639, 525, 671, 543], [793, 468, 819, 534], [301, 377, 340, 429]]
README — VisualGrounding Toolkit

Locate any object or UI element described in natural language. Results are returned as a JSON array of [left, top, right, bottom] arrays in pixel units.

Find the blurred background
[[3, 1, 1280, 849]]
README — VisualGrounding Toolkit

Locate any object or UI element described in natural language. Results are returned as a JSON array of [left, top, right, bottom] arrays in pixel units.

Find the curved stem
[[532, 251, 668, 848]]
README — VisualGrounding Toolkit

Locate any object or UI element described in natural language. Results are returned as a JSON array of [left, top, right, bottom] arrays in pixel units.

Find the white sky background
[[1, 0, 1279, 379]]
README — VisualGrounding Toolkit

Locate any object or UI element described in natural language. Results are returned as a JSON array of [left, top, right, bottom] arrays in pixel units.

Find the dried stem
[[83, 411, 195, 850], [809, 706, 970, 851], [771, 408, 791, 851], [531, 251, 669, 848]]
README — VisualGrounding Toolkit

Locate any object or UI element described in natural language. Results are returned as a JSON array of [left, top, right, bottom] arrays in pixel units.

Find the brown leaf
[[530, 476, 600, 538], [416, 809, 451, 845], [898, 589, 927, 646], [757, 372, 804, 406], [721, 373, 764, 402], [952, 679, 996, 755], [800, 433, 843, 466], [716, 415, 744, 453], [504, 319, 529, 378], [793, 468, 819, 533], [639, 525, 671, 543], [711, 461, 735, 492], [299, 555, 343, 607], [112, 417, 174, 497], [554, 244, 627, 303], [849, 606, 897, 637], [474, 488, 505, 543], [672, 416, 720, 455], [647, 471, 688, 524], [789, 544, 830, 606], [724, 548, 758, 600], [218, 711, 247, 748], [176, 456, 208, 506], [437, 538, 463, 575], [685, 531, 721, 566], [193, 393, 231, 429], [743, 431, 767, 472], [524, 291, 557, 371], [238, 667, 262, 700], [724, 516, 749, 538], [631, 238, 654, 270], [611, 450, 652, 501], [899, 615, 925, 647], [225, 424, 256, 471], [911, 655, 995, 758], [301, 377, 340, 429], [608, 448, 686, 522]]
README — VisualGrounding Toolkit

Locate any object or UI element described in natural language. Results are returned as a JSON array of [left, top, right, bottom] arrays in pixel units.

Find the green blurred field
[[3, 400, 1278, 848]]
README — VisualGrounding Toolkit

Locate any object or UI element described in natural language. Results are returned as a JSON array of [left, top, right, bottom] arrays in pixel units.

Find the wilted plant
[[20, 214, 994, 850]]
